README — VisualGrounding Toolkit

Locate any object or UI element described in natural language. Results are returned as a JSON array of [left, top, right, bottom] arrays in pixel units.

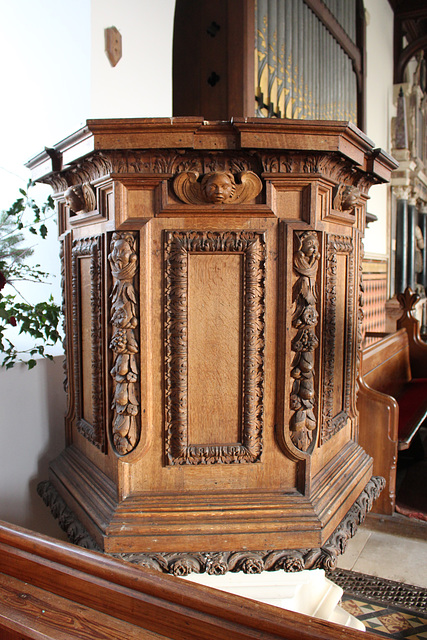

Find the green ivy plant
[[0, 181, 62, 369]]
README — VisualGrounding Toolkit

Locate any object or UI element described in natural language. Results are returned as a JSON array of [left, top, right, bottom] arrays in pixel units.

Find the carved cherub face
[[202, 172, 235, 203], [64, 186, 85, 213]]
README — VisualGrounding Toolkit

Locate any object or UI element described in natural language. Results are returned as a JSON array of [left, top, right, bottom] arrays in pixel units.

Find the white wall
[[363, 0, 395, 257], [0, 0, 90, 536], [0, 1, 176, 538], [90, 0, 175, 118]]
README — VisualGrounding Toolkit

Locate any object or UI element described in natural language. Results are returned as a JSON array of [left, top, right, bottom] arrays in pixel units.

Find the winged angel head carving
[[173, 170, 262, 205]]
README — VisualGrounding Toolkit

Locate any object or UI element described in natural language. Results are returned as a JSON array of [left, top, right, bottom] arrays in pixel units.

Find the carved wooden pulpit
[[29, 118, 395, 574]]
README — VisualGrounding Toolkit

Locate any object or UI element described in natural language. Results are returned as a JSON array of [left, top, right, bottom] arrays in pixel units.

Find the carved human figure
[[64, 183, 96, 214], [294, 231, 320, 277], [201, 171, 236, 203], [64, 185, 86, 214], [333, 184, 360, 214], [290, 230, 321, 453]]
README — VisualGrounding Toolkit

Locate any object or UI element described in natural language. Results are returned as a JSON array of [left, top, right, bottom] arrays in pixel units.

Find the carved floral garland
[[290, 230, 320, 452], [109, 232, 140, 455]]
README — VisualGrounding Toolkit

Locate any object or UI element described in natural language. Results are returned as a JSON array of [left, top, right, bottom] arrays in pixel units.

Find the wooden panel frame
[[164, 230, 266, 465], [71, 236, 106, 452], [320, 234, 355, 445]]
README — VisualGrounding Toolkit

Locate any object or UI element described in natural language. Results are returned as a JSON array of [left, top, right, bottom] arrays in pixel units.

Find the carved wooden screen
[[255, 0, 365, 128]]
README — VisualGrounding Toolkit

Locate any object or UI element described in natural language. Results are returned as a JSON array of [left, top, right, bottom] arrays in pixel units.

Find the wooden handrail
[[0, 520, 378, 640]]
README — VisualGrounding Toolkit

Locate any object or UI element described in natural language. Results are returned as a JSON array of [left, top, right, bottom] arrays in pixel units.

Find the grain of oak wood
[[0, 520, 382, 640], [27, 118, 397, 557]]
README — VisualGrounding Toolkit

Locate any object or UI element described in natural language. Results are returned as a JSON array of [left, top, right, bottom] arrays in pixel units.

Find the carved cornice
[[71, 236, 106, 451], [164, 230, 265, 465], [290, 230, 321, 453], [39, 148, 382, 197], [260, 151, 376, 194], [38, 476, 385, 575], [108, 232, 140, 456], [320, 235, 355, 445]]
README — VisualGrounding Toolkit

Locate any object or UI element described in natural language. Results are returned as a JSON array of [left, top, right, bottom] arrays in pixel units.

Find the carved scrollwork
[[108, 232, 140, 455], [72, 236, 106, 451], [290, 230, 321, 452], [164, 230, 265, 465], [320, 235, 355, 444], [173, 170, 262, 205]]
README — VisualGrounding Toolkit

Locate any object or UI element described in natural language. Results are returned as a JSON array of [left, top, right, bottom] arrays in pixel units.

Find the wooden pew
[[358, 288, 427, 516], [0, 520, 376, 640]]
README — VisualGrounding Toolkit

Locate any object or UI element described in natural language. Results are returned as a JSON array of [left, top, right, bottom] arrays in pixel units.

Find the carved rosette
[[290, 230, 321, 452], [320, 235, 355, 444], [108, 232, 140, 455], [71, 236, 105, 451], [164, 230, 265, 465]]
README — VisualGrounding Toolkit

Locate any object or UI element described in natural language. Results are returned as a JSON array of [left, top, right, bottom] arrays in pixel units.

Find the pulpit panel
[[29, 118, 396, 569]]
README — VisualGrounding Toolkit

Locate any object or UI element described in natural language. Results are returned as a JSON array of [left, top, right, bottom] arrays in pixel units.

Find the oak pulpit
[[29, 118, 395, 574]]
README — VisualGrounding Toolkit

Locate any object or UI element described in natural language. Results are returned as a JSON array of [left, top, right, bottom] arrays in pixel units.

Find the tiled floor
[[337, 524, 427, 590]]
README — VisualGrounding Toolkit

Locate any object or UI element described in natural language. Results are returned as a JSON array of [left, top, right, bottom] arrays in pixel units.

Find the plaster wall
[[0, 0, 90, 537], [363, 0, 395, 258], [90, 0, 175, 118]]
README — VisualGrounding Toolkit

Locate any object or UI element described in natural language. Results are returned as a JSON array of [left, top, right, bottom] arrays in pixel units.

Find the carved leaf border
[[320, 234, 355, 445], [164, 230, 266, 465], [71, 236, 106, 452]]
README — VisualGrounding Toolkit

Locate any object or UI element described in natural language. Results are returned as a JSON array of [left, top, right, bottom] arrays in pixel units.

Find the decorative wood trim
[[164, 230, 265, 465], [290, 230, 321, 453], [71, 236, 106, 452], [108, 232, 140, 456], [38, 476, 385, 575], [320, 235, 355, 445]]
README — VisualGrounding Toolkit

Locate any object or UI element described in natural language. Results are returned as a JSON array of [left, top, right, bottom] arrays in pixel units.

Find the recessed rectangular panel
[[80, 258, 94, 425], [321, 234, 355, 445], [188, 253, 243, 445], [164, 230, 265, 465], [71, 236, 106, 452], [332, 254, 347, 416]]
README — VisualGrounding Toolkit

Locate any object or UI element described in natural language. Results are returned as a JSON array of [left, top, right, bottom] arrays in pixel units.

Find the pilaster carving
[[320, 235, 355, 444], [72, 236, 106, 451], [164, 230, 265, 465], [109, 232, 140, 455], [290, 231, 321, 452]]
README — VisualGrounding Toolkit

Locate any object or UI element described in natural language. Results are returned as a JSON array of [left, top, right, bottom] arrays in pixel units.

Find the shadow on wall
[[0, 355, 68, 540]]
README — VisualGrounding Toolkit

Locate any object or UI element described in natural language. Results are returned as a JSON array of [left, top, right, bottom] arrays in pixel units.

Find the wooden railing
[[0, 520, 379, 640]]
